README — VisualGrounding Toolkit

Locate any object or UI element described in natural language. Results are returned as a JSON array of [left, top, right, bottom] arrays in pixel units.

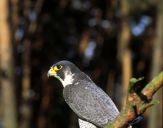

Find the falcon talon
[[47, 60, 119, 128]]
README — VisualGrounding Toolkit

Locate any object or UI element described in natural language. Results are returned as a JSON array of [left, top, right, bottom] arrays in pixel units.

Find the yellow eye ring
[[54, 65, 62, 71]]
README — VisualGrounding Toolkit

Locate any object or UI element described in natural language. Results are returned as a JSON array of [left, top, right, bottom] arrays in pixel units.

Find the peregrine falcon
[[47, 60, 119, 128]]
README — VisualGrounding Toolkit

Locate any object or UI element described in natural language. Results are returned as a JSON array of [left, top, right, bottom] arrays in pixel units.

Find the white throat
[[57, 70, 74, 87]]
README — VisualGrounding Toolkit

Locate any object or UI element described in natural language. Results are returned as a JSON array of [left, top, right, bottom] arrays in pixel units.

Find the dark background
[[0, 0, 162, 128]]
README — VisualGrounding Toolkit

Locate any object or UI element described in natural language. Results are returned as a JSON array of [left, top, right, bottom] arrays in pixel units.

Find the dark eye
[[56, 65, 62, 70]]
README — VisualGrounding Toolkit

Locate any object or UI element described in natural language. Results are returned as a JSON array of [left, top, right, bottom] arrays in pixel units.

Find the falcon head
[[47, 60, 81, 87]]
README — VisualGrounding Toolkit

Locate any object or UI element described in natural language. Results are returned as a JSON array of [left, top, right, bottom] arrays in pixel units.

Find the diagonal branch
[[105, 71, 163, 128]]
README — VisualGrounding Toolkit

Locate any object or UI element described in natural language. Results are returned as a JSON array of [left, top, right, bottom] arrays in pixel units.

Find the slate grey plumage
[[63, 80, 119, 127], [47, 60, 119, 128]]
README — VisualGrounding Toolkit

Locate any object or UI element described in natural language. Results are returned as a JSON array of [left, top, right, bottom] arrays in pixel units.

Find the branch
[[105, 71, 163, 128]]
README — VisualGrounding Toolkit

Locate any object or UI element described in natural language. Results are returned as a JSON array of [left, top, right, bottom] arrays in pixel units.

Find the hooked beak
[[47, 67, 57, 77]]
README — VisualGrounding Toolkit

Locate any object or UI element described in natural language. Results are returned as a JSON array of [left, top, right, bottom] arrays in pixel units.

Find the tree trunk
[[149, 0, 163, 127], [117, 0, 132, 108], [19, 0, 32, 127], [0, 0, 17, 127], [20, 0, 45, 127]]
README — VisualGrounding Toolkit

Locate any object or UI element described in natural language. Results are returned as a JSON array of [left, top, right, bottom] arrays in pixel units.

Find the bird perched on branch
[[47, 60, 119, 128]]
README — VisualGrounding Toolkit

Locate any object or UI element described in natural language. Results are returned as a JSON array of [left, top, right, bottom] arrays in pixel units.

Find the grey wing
[[63, 81, 119, 127]]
